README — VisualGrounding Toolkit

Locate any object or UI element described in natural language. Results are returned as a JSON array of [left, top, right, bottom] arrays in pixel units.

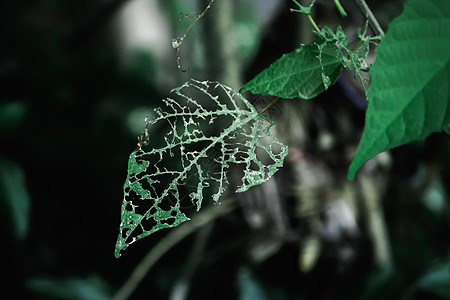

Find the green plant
[[115, 80, 287, 257], [348, 0, 450, 179], [115, 0, 450, 257]]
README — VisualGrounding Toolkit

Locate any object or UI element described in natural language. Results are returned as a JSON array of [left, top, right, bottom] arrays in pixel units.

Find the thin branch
[[169, 224, 214, 300], [354, 0, 385, 37], [333, 0, 347, 17], [307, 14, 321, 33], [259, 97, 280, 114], [173, 0, 215, 72], [112, 199, 236, 300], [358, 173, 391, 266]]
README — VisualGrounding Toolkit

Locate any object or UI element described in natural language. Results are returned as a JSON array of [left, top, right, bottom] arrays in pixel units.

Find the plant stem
[[202, 0, 241, 88], [359, 172, 392, 266], [355, 0, 385, 37], [333, 0, 347, 17], [173, 0, 215, 71], [289, 1, 320, 33], [259, 97, 280, 114], [112, 199, 236, 300], [308, 14, 320, 33], [169, 224, 213, 300]]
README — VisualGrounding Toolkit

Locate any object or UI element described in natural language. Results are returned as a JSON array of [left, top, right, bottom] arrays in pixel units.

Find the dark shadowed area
[[1, 0, 449, 299]]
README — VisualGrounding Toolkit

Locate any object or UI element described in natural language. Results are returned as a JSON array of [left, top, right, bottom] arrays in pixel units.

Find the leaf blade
[[240, 38, 343, 99], [348, 0, 450, 180]]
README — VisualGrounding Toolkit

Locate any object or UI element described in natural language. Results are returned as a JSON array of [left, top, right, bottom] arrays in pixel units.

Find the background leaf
[[0, 102, 27, 134], [27, 275, 112, 300], [413, 257, 450, 298], [240, 38, 343, 99], [0, 157, 30, 240], [115, 80, 288, 257], [348, 0, 450, 179]]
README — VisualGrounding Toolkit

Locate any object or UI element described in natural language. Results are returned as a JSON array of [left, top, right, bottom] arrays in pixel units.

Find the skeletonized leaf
[[115, 80, 288, 257], [348, 0, 450, 180]]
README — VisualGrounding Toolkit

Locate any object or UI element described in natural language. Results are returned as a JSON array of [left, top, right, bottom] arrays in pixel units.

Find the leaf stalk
[[333, 0, 347, 17], [354, 0, 385, 37], [259, 97, 280, 114], [308, 14, 320, 33]]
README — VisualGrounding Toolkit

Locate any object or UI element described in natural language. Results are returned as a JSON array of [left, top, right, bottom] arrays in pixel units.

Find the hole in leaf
[[139, 153, 160, 174], [135, 172, 146, 180], [129, 175, 138, 183], [149, 207, 157, 215], [161, 218, 176, 226], [125, 226, 143, 244], [157, 197, 173, 212], [141, 217, 157, 231], [121, 228, 130, 239], [127, 190, 140, 205], [134, 198, 155, 216], [139, 178, 152, 193], [125, 203, 133, 212], [249, 160, 259, 171], [255, 145, 275, 165], [152, 173, 176, 195]]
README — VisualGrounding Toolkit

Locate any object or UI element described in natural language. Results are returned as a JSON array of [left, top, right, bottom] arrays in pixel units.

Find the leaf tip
[[114, 238, 127, 258]]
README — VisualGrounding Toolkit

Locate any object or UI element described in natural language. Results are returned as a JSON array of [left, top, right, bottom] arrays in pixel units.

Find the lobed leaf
[[115, 80, 288, 257], [348, 0, 450, 180]]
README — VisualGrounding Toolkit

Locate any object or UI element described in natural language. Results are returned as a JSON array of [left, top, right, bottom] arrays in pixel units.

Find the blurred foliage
[[0, 157, 31, 240], [413, 257, 450, 299], [348, 0, 450, 179], [1, 0, 449, 299], [27, 275, 112, 300]]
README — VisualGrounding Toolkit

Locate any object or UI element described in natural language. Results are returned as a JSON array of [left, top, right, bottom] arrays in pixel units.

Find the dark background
[[1, 0, 449, 299]]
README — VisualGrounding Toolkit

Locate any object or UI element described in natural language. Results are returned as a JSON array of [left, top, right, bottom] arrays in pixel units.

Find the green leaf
[[240, 38, 344, 99], [317, 25, 378, 95], [115, 80, 288, 257], [348, 0, 450, 180]]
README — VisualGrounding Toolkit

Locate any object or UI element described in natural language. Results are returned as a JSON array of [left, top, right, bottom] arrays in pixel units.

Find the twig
[[354, 0, 385, 37], [307, 15, 321, 33], [259, 97, 280, 114], [112, 199, 236, 300], [333, 0, 347, 17], [358, 173, 391, 266], [169, 224, 214, 300], [173, 0, 215, 72], [290, 0, 320, 33]]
